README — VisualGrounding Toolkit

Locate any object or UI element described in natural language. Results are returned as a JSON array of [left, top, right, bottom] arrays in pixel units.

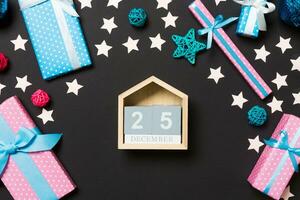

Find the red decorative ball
[[31, 89, 50, 108], [0, 53, 9, 72]]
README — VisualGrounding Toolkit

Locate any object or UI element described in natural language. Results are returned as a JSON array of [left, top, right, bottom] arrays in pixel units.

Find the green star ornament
[[172, 28, 206, 65]]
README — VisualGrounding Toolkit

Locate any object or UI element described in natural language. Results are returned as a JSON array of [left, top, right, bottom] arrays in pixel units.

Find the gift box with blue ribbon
[[18, 0, 92, 80], [0, 96, 76, 199], [235, 0, 276, 38], [248, 114, 300, 200]]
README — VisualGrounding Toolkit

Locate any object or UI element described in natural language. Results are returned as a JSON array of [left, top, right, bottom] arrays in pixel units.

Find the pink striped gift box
[[0, 96, 75, 200], [248, 114, 300, 199]]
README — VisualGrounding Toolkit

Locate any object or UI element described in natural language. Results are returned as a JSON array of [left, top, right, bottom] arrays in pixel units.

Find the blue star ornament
[[172, 28, 206, 64]]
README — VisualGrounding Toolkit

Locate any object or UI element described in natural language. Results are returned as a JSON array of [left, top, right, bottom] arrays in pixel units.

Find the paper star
[[11, 35, 28, 51], [0, 83, 6, 95], [276, 36, 292, 53], [254, 45, 270, 62], [149, 34, 166, 51], [215, 0, 226, 6], [267, 97, 283, 113], [271, 73, 288, 90], [172, 29, 206, 65], [78, 0, 92, 9], [290, 56, 300, 72], [207, 66, 225, 84], [37, 109, 54, 124], [156, 0, 172, 10], [281, 186, 294, 200], [292, 92, 300, 105], [231, 92, 248, 109], [15, 75, 32, 92], [248, 136, 264, 153], [123, 36, 139, 53], [162, 12, 178, 28], [101, 17, 117, 34], [107, 0, 122, 8], [95, 40, 112, 57], [66, 79, 83, 95]]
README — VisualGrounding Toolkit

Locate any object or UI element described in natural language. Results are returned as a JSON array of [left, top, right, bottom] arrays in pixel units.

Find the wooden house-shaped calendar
[[118, 76, 188, 150]]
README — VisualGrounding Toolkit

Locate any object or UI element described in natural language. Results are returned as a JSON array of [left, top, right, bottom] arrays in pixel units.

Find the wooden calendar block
[[152, 106, 181, 135], [124, 106, 152, 135]]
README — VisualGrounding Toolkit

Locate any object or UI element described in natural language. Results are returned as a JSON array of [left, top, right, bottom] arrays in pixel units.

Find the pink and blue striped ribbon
[[189, 0, 272, 99]]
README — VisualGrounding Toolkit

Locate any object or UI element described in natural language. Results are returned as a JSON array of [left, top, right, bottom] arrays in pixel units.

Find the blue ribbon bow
[[264, 130, 300, 172], [0, 128, 62, 175], [198, 15, 238, 49]]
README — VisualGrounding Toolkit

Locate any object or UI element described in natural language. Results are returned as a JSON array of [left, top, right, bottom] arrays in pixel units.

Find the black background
[[0, 0, 299, 199]]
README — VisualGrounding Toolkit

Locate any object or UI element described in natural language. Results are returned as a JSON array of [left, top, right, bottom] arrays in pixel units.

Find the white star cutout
[[267, 97, 283, 113], [207, 66, 225, 84], [156, 0, 172, 10], [271, 73, 288, 90], [254, 45, 270, 62], [37, 109, 54, 124], [95, 40, 112, 57], [161, 12, 178, 28], [11, 35, 28, 51], [78, 0, 92, 9], [107, 0, 122, 8], [292, 92, 300, 105], [281, 186, 294, 200], [149, 34, 166, 51], [0, 83, 6, 95], [248, 136, 264, 153], [101, 17, 117, 34], [231, 92, 248, 109], [276, 36, 292, 53], [290, 56, 300, 72], [66, 79, 83, 95], [215, 0, 226, 6], [123, 37, 139, 53], [15, 75, 32, 92]]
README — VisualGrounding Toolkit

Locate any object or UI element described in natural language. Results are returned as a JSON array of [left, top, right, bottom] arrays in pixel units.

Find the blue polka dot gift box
[[235, 0, 275, 38], [18, 0, 92, 80]]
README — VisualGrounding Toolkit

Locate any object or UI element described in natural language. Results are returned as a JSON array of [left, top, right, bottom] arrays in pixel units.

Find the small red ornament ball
[[0, 53, 9, 72], [31, 89, 50, 108]]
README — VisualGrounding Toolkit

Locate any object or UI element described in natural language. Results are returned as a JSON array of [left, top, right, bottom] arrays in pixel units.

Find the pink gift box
[[0, 96, 75, 200], [248, 114, 300, 199]]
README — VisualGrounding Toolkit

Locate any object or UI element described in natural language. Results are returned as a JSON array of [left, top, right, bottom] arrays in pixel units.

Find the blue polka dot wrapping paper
[[236, 5, 260, 38], [18, 0, 92, 80]]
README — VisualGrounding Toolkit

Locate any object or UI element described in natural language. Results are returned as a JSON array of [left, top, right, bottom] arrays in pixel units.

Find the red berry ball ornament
[[31, 89, 50, 108], [0, 53, 9, 72]]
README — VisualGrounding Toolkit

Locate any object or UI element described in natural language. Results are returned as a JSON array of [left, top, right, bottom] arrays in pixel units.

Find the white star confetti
[[0, 83, 6, 95], [95, 40, 112, 57], [37, 109, 54, 124], [107, 0, 122, 8], [276, 36, 292, 53], [11, 35, 28, 51], [281, 186, 294, 200], [161, 12, 178, 28], [248, 136, 264, 153], [78, 0, 92, 9], [271, 73, 288, 90], [231, 92, 248, 109], [292, 92, 300, 105], [156, 0, 172, 10], [123, 36, 139, 53], [207, 66, 225, 84], [215, 0, 226, 6], [290, 56, 300, 72], [15, 75, 32, 92], [149, 34, 166, 51], [101, 17, 118, 34], [254, 45, 270, 62], [267, 97, 283, 113], [66, 79, 83, 96]]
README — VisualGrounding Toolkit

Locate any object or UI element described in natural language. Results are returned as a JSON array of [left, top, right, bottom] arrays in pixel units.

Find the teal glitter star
[[172, 28, 206, 65]]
